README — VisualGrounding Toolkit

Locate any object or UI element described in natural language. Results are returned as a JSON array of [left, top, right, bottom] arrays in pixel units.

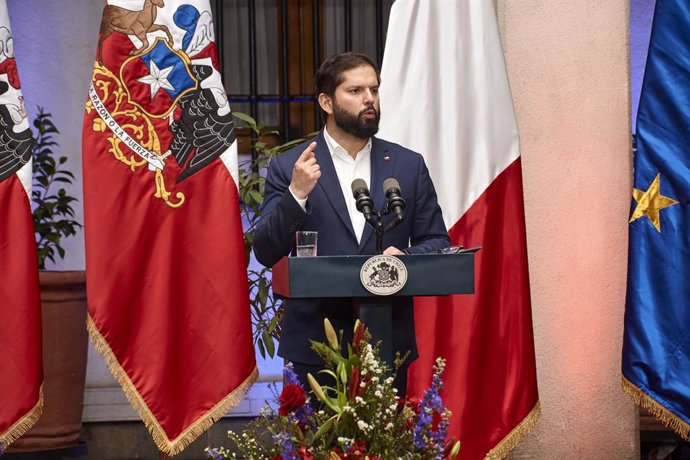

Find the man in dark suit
[[253, 52, 449, 393]]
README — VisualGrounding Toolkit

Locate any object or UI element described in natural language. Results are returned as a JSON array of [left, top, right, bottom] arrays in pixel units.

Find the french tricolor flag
[[379, 1, 540, 458]]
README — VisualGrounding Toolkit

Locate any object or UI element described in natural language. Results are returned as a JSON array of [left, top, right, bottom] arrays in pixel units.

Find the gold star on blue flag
[[629, 173, 678, 232], [623, 0, 690, 440]]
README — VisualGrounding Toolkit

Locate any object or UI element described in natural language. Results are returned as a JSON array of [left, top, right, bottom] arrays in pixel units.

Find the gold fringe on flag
[[0, 386, 44, 451], [87, 315, 258, 456], [622, 375, 690, 440], [484, 401, 541, 460]]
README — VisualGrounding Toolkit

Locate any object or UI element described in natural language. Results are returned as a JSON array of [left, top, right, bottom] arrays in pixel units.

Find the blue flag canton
[[140, 40, 196, 101]]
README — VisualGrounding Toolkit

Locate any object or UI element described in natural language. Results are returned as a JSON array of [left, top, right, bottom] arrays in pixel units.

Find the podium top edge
[[284, 251, 478, 261]]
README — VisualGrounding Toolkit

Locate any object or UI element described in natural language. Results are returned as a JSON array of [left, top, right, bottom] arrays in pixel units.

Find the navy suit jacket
[[254, 131, 449, 364]]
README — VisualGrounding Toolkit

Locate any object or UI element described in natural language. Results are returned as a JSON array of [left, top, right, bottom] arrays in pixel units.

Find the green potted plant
[[8, 108, 88, 454], [234, 112, 315, 359], [31, 107, 81, 269]]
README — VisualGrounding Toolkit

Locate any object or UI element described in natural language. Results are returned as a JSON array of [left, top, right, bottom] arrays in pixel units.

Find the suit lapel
[[359, 137, 394, 252], [314, 132, 357, 239]]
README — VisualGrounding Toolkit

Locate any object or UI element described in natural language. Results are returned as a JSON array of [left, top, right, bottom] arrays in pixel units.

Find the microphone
[[351, 178, 374, 219], [383, 178, 405, 221]]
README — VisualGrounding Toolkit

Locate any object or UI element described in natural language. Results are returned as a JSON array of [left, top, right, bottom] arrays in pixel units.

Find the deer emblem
[[97, 0, 174, 64]]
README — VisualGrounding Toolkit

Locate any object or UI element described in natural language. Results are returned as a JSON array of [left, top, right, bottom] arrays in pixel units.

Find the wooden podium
[[272, 251, 477, 363]]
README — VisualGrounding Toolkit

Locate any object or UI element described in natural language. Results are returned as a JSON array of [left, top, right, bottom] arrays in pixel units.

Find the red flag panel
[[0, 175, 43, 451], [411, 159, 539, 459], [83, 3, 256, 454]]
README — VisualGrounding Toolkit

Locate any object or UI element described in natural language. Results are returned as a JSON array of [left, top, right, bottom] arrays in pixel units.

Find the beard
[[332, 99, 381, 139]]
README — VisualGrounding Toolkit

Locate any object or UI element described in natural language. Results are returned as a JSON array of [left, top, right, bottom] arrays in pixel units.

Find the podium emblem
[[360, 255, 408, 296]]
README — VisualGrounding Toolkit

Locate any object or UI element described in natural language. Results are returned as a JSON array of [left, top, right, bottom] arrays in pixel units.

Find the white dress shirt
[[290, 127, 372, 243], [323, 127, 371, 243]]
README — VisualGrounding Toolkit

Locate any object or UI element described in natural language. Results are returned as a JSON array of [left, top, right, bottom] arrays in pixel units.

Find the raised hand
[[289, 142, 320, 199]]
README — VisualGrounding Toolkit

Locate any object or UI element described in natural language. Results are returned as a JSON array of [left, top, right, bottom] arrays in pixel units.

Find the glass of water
[[295, 231, 318, 257]]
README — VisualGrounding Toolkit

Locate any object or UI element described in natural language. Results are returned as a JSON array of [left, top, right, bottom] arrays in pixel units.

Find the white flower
[[386, 422, 394, 430], [375, 390, 382, 397], [357, 420, 369, 431]]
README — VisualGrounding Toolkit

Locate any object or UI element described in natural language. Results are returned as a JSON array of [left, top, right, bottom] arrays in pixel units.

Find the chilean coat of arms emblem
[[360, 255, 408, 296], [87, 1, 236, 208]]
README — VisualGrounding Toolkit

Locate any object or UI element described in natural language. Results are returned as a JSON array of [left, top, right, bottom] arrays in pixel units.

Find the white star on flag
[[137, 60, 175, 99]]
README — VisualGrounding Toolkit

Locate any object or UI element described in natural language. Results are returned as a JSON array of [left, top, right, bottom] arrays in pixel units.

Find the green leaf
[[338, 362, 348, 385], [258, 336, 267, 356], [248, 189, 264, 204], [261, 330, 275, 357], [318, 369, 338, 381], [337, 391, 347, 408], [232, 112, 258, 132], [30, 106, 80, 268], [313, 416, 335, 440]]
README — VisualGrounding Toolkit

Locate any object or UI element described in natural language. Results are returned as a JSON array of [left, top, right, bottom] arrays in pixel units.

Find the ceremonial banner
[[379, 1, 540, 457], [623, 0, 690, 438], [83, 1, 256, 454], [0, 0, 43, 450]]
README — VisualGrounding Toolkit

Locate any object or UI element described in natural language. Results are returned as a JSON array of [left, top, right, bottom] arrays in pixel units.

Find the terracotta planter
[[8, 271, 88, 452]]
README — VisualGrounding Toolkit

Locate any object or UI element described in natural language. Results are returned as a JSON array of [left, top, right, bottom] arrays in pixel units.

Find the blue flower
[[412, 358, 449, 458], [273, 430, 298, 460], [283, 364, 301, 386], [205, 447, 225, 459]]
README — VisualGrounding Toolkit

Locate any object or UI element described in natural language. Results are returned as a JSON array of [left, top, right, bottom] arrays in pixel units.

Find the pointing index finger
[[299, 141, 318, 161]]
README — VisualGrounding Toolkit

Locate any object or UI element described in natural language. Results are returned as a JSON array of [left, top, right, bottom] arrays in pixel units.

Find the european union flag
[[623, 0, 690, 438]]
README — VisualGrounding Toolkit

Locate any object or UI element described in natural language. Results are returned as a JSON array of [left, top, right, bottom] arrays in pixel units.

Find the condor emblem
[[360, 255, 408, 296]]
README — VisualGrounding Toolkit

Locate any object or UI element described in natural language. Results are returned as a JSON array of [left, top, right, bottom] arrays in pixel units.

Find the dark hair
[[315, 52, 380, 121]]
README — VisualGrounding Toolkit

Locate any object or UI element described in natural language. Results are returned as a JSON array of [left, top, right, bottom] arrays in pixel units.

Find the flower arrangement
[[206, 319, 460, 460]]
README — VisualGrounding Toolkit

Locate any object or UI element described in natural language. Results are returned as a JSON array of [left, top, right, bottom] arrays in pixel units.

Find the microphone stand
[[364, 208, 403, 254], [359, 205, 404, 378], [364, 212, 385, 254]]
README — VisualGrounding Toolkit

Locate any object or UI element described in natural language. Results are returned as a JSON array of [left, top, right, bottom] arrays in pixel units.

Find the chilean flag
[[83, 1, 256, 455], [0, 0, 43, 451], [379, 1, 540, 458]]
